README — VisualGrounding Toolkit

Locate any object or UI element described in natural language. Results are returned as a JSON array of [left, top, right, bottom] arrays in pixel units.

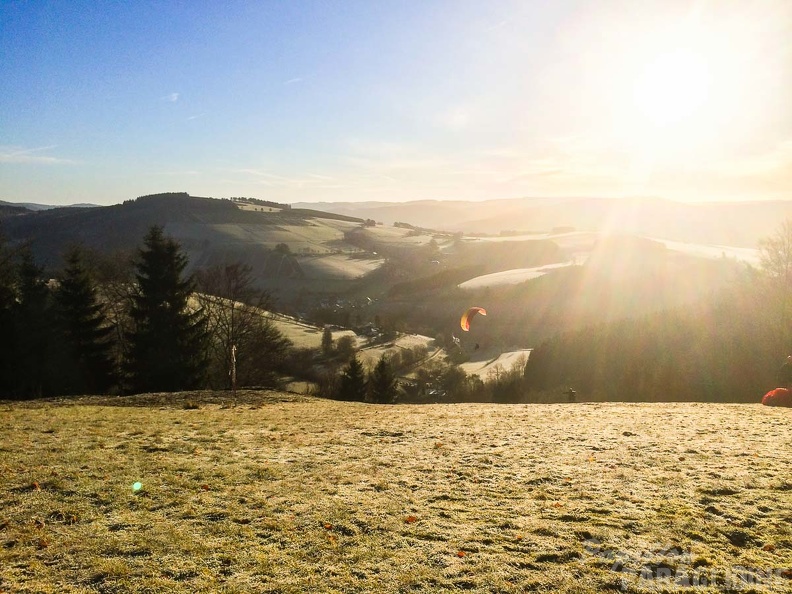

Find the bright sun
[[631, 48, 711, 127], [604, 21, 753, 168]]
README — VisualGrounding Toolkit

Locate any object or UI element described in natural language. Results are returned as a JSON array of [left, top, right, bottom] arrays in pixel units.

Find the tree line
[[3, 219, 789, 403], [522, 220, 792, 402], [0, 226, 290, 399]]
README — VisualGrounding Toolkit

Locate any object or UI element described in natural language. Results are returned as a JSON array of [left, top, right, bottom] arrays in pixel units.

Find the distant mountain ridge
[[294, 196, 792, 248], [0, 202, 32, 218], [0, 200, 99, 211]]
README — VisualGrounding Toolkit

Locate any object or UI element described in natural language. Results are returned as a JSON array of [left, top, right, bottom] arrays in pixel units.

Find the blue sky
[[1, 0, 791, 206]]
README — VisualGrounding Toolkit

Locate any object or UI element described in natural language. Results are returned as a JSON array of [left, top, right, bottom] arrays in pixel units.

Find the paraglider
[[762, 387, 792, 407], [763, 355, 792, 406], [460, 306, 486, 332]]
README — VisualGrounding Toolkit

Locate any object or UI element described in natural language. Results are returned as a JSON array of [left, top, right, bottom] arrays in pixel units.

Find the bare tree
[[759, 218, 792, 353], [91, 249, 136, 371], [195, 263, 290, 388]]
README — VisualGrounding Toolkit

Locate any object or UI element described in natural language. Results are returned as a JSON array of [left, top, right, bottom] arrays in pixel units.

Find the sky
[[1, 0, 791, 206]]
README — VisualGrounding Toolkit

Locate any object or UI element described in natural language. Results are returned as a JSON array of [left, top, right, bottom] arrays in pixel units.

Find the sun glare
[[631, 48, 711, 127], [599, 18, 760, 173]]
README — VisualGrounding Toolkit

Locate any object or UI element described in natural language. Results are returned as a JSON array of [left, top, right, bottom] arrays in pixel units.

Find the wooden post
[[231, 344, 237, 403]]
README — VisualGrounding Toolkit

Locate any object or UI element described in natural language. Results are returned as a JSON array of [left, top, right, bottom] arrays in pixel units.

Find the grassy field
[[1, 393, 791, 593]]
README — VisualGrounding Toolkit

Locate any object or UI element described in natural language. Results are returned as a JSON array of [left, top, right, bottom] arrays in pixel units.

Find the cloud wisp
[[0, 145, 77, 165]]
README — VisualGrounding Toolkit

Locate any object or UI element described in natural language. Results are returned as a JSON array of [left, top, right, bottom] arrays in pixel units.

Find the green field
[[2, 393, 791, 593]]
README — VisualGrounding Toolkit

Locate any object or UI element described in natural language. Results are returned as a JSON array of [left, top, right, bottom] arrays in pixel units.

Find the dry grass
[[1, 394, 791, 593], [298, 254, 385, 280]]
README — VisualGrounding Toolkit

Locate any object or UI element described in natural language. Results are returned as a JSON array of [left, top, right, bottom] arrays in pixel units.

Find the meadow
[[1, 392, 791, 593]]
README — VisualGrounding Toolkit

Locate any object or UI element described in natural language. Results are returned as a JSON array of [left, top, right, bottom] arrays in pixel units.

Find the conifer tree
[[12, 248, 55, 397], [337, 355, 367, 401], [368, 354, 398, 404], [0, 232, 19, 395], [54, 247, 115, 395], [125, 226, 208, 393]]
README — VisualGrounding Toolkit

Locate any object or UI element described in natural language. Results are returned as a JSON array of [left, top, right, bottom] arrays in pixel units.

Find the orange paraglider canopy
[[460, 307, 486, 331], [762, 387, 792, 407]]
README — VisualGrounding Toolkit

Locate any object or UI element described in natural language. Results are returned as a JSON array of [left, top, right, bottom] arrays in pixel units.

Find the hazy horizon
[[2, 1, 791, 207], [6, 193, 792, 211]]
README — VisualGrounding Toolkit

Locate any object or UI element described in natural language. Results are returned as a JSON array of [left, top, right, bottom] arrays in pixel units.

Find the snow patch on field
[[459, 349, 532, 377], [459, 262, 576, 289], [357, 334, 437, 368], [647, 237, 760, 265]]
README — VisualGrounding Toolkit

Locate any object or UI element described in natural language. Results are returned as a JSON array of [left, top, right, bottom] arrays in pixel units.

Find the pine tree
[[12, 248, 55, 397], [368, 354, 398, 404], [337, 355, 367, 401], [0, 232, 19, 395], [54, 247, 115, 395], [125, 226, 208, 393]]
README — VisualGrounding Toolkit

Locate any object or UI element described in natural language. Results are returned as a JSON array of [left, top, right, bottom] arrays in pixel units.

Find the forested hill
[[0, 201, 32, 218], [0, 193, 363, 270]]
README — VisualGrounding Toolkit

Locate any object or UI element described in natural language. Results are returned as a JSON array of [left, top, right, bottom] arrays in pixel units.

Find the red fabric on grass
[[762, 387, 792, 407]]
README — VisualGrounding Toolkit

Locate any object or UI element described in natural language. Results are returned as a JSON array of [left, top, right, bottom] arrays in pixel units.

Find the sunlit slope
[[456, 232, 759, 290], [296, 196, 792, 248], [1, 193, 380, 285], [372, 235, 746, 350]]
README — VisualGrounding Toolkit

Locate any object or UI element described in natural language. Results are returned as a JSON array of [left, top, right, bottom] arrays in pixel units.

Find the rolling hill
[[0, 193, 376, 297], [0, 192, 772, 357], [294, 196, 792, 248]]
